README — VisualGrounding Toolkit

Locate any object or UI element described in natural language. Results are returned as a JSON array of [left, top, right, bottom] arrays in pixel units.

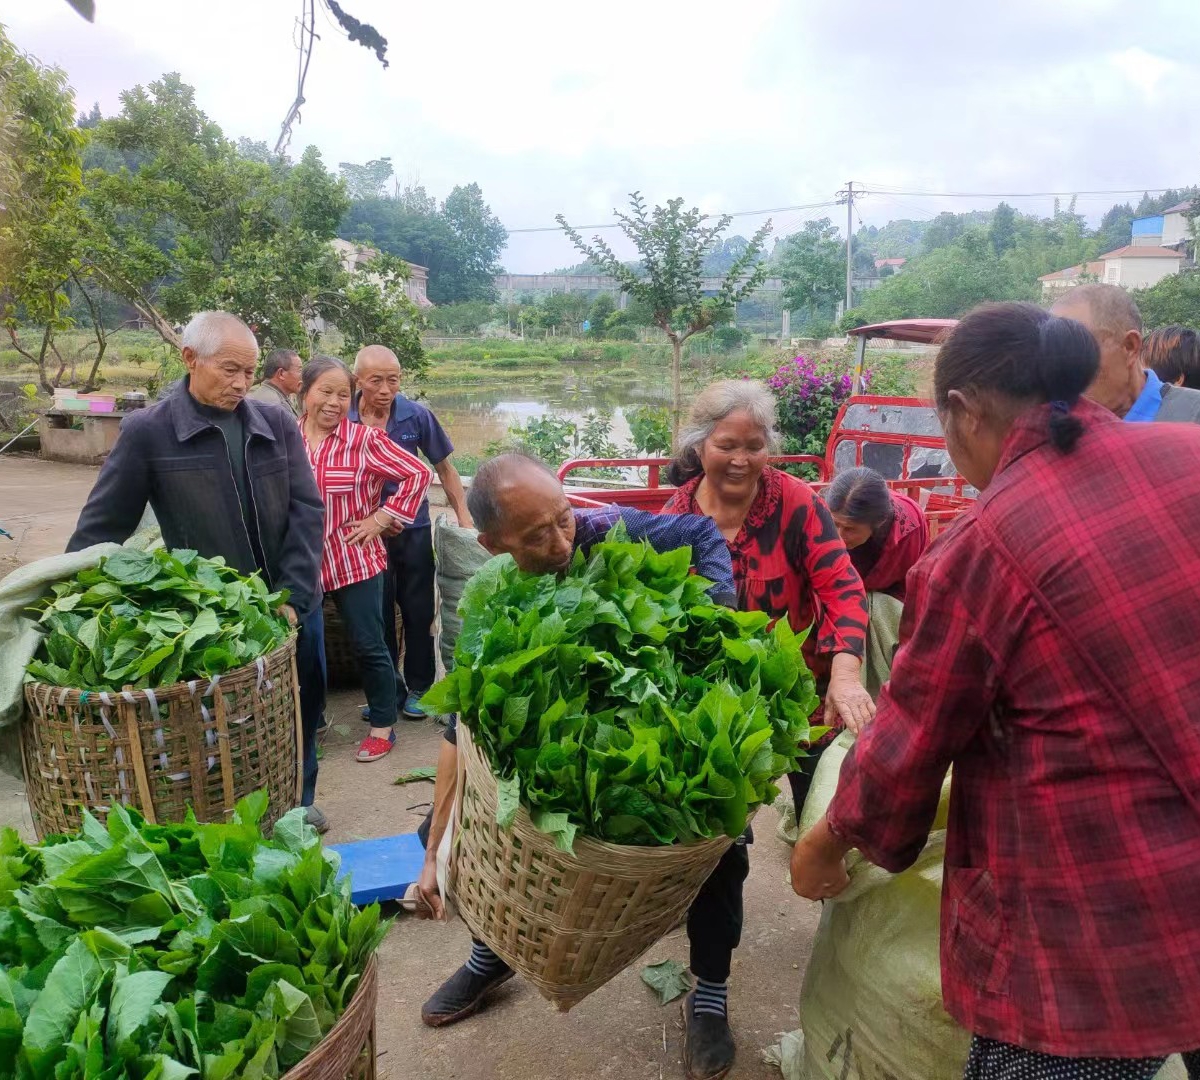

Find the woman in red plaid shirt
[[792, 302, 1200, 1079], [299, 356, 432, 764]]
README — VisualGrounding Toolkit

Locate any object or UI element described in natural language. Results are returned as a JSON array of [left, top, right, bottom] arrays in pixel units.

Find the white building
[[1096, 246, 1184, 289], [1038, 260, 1105, 297], [1161, 200, 1194, 249], [330, 238, 432, 308]]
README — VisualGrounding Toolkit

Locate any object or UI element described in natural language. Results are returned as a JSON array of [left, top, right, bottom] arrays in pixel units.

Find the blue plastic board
[[329, 833, 425, 904]]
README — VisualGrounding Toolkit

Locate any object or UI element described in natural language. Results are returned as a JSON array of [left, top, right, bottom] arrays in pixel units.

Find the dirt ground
[[0, 452, 819, 1080]]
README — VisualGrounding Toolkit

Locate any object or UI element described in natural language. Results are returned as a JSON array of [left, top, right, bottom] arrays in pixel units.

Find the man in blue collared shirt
[[351, 345, 473, 718], [1053, 284, 1200, 424]]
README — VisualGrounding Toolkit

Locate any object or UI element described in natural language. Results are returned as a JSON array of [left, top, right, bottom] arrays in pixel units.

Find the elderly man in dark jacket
[[67, 311, 330, 829]]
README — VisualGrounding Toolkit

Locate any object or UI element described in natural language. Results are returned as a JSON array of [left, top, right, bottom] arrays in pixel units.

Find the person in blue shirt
[[1052, 285, 1200, 424], [414, 454, 746, 1080], [351, 345, 473, 718]]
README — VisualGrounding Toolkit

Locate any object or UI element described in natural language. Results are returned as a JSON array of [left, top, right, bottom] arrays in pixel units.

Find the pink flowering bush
[[767, 354, 868, 459]]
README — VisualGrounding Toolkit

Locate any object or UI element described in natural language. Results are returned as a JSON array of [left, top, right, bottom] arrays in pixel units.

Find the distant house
[[1131, 216, 1165, 247], [330, 238, 433, 308], [873, 257, 907, 272], [1130, 200, 1194, 252], [1096, 246, 1185, 289], [1161, 199, 1195, 248], [1038, 261, 1105, 297]]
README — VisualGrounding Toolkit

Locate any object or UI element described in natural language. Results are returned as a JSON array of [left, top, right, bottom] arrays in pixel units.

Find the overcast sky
[[8, 0, 1200, 270]]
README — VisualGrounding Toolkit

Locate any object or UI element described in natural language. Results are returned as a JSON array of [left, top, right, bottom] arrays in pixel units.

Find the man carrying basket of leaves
[[416, 453, 774, 1080]]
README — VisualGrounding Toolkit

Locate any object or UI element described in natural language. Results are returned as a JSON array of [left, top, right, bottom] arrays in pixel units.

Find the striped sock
[[465, 941, 506, 978], [693, 977, 728, 1019]]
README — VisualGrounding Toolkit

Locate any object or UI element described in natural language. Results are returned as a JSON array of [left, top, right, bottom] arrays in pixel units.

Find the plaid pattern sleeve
[[571, 506, 737, 603], [825, 399, 1200, 1059]]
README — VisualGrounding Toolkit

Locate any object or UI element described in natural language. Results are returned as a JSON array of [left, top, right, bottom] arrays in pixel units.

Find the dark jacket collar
[[169, 378, 278, 443]]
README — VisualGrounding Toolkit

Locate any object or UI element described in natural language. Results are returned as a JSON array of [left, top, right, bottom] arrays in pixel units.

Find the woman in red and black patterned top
[[662, 380, 872, 810], [300, 356, 431, 765]]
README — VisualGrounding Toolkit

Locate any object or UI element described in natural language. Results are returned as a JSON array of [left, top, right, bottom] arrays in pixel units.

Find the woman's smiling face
[[698, 409, 771, 502], [304, 368, 353, 430]]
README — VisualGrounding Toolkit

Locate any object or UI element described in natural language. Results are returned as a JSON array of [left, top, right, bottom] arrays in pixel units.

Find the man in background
[[351, 344, 472, 719], [1052, 284, 1200, 423], [248, 348, 302, 415]]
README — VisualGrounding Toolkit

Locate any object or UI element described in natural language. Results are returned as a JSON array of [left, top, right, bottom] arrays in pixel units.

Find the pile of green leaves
[[26, 549, 292, 692], [423, 525, 819, 852], [0, 792, 385, 1080]]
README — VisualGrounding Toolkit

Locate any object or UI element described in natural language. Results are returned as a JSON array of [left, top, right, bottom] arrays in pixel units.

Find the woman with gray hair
[[662, 379, 873, 809]]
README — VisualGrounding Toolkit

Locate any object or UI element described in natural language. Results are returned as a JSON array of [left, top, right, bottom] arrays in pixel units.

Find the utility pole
[[844, 180, 855, 315]]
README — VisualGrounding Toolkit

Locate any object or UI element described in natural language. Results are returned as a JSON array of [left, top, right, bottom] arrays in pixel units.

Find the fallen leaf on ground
[[641, 959, 691, 1005]]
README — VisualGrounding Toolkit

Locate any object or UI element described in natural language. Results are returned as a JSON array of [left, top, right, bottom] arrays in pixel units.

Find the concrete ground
[[0, 452, 818, 1080]]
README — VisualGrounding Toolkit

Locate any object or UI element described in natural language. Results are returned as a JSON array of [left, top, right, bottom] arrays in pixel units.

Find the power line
[[859, 185, 1186, 199], [505, 199, 839, 234]]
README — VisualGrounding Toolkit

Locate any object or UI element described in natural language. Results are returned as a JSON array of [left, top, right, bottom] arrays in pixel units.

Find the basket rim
[[23, 632, 298, 707], [456, 722, 741, 866], [280, 953, 378, 1080]]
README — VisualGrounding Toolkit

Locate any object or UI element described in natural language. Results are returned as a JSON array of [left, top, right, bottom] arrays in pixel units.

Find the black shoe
[[304, 805, 329, 834], [421, 963, 515, 1028], [681, 992, 735, 1080]]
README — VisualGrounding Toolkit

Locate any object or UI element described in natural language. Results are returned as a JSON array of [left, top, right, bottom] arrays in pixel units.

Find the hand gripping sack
[[792, 732, 969, 1080]]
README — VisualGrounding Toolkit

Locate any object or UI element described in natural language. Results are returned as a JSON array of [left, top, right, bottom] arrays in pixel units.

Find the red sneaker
[[356, 729, 396, 762]]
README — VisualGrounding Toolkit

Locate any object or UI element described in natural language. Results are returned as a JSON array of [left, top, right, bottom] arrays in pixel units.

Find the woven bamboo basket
[[21, 636, 301, 839], [450, 725, 738, 1011], [323, 595, 404, 688], [282, 955, 378, 1080]]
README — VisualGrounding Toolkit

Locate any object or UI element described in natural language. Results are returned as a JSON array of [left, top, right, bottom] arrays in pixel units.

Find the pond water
[[418, 366, 673, 460]]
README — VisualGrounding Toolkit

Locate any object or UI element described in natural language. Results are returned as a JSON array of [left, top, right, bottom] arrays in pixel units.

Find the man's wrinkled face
[[185, 331, 259, 410], [478, 469, 577, 575], [357, 354, 401, 415]]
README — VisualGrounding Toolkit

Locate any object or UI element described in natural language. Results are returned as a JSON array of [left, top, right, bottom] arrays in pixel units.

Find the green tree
[[0, 28, 100, 392], [339, 157, 394, 200], [776, 218, 843, 320], [337, 180, 506, 304], [586, 292, 616, 338], [437, 182, 507, 303], [1097, 202, 1135, 253], [922, 211, 967, 253], [989, 202, 1017, 254], [847, 229, 1025, 324], [534, 292, 590, 334], [558, 192, 771, 425], [1133, 272, 1200, 330], [78, 73, 423, 371]]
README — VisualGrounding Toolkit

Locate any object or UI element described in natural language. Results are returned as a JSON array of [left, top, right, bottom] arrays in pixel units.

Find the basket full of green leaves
[[21, 549, 298, 839], [422, 524, 819, 1008], [0, 792, 384, 1080]]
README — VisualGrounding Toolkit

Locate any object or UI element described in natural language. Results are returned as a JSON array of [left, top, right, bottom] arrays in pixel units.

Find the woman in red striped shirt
[[300, 356, 432, 763]]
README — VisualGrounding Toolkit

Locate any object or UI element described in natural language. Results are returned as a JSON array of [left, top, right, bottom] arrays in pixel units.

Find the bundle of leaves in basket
[[0, 792, 385, 1080], [25, 548, 292, 692], [423, 523, 821, 853]]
